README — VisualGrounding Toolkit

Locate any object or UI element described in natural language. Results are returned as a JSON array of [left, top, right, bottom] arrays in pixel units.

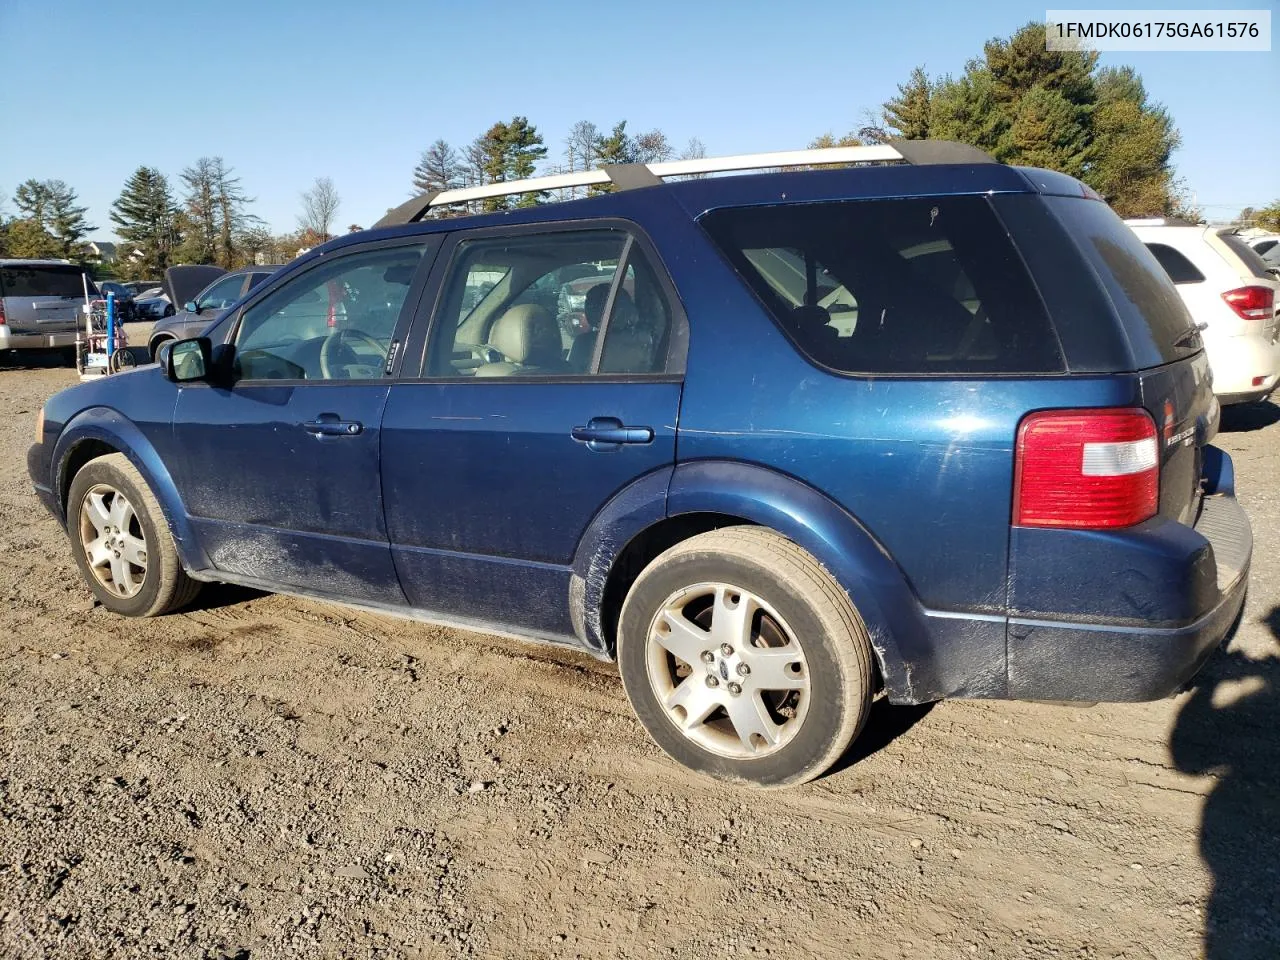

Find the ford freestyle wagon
[[28, 141, 1252, 787]]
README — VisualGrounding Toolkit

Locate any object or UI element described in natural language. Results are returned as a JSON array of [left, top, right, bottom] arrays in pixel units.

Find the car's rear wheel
[[149, 337, 172, 363], [66, 453, 201, 617], [617, 526, 874, 787]]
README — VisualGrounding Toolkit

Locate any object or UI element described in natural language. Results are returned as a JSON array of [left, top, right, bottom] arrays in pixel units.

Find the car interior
[[432, 230, 673, 378], [231, 247, 426, 381]]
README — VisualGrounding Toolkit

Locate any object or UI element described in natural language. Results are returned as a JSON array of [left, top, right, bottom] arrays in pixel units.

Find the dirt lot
[[1, 359, 1277, 960]]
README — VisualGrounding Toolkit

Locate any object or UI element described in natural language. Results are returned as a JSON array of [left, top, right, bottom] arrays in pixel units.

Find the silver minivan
[[0, 259, 97, 356]]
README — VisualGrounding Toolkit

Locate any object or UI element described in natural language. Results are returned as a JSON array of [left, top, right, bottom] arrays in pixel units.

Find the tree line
[[0, 163, 349, 281], [813, 21, 1203, 220], [409, 118, 705, 215], [5, 21, 1278, 278]]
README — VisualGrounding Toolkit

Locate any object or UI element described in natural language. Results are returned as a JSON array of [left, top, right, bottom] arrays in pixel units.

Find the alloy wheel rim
[[79, 484, 148, 599], [645, 582, 810, 760]]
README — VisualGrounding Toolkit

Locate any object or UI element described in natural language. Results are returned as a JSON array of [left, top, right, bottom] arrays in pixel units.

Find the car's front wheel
[[66, 453, 201, 616], [618, 526, 874, 787]]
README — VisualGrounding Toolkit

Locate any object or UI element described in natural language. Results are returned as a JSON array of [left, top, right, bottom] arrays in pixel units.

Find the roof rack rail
[[1123, 216, 1198, 228], [374, 139, 995, 228]]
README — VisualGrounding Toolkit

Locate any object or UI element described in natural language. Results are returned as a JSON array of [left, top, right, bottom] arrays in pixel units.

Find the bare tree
[[298, 177, 341, 242], [563, 121, 600, 200], [633, 129, 674, 163]]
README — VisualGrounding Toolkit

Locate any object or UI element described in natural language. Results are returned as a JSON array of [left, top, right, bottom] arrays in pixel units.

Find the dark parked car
[[95, 281, 139, 323], [147, 265, 281, 359], [28, 141, 1251, 787]]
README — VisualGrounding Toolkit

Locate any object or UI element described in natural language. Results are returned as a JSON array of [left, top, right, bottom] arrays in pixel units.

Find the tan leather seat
[[474, 304, 566, 377]]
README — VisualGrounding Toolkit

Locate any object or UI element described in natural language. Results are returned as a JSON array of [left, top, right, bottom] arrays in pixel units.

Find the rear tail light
[[0, 298, 6, 326], [1221, 285, 1275, 320], [1014, 409, 1159, 529]]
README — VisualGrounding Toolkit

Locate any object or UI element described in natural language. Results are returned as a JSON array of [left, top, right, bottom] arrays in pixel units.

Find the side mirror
[[184, 300, 200, 314], [162, 337, 212, 383]]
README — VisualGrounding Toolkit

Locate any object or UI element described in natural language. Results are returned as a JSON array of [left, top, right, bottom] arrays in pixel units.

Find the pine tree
[[5, 218, 62, 259], [1088, 67, 1180, 216], [179, 157, 256, 267], [475, 117, 547, 212], [413, 139, 463, 195], [877, 21, 1185, 213], [46, 181, 93, 258], [883, 67, 933, 140], [11, 180, 93, 259], [110, 166, 179, 277], [178, 158, 218, 264], [13, 180, 52, 222]]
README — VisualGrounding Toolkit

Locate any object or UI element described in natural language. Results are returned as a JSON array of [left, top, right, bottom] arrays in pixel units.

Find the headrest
[[488, 304, 560, 365]]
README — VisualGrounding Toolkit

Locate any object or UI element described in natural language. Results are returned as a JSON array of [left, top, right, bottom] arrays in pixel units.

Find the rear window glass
[[0, 264, 88, 299], [1045, 198, 1198, 364], [1145, 243, 1206, 284], [699, 196, 1063, 375], [1218, 232, 1274, 280]]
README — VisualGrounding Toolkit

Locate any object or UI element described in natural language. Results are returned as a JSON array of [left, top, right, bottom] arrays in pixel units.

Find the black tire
[[66, 453, 202, 617], [618, 526, 874, 787], [149, 338, 171, 363]]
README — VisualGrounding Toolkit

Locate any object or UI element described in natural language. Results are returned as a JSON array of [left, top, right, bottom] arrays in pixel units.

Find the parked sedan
[[147, 265, 281, 359]]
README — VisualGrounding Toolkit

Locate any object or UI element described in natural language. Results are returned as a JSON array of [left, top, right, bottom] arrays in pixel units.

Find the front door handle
[[303, 414, 363, 437], [571, 417, 654, 451]]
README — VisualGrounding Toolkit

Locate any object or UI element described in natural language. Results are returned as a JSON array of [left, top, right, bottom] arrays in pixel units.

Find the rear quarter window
[[698, 196, 1063, 375], [1218, 232, 1275, 280], [1144, 243, 1206, 284], [1045, 198, 1199, 366]]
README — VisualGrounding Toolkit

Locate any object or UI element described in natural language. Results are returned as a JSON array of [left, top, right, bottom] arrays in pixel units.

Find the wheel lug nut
[[705, 675, 720, 688], [736, 663, 751, 677], [720, 643, 733, 656], [700, 650, 714, 664], [728, 682, 742, 696]]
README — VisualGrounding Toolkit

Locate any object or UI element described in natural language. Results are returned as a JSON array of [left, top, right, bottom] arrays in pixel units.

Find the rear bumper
[[1006, 482, 1251, 702], [1208, 334, 1280, 404], [0, 329, 78, 350]]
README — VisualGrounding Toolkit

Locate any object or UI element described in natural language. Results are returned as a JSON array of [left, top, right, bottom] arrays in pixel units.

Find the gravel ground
[[1, 358, 1277, 960]]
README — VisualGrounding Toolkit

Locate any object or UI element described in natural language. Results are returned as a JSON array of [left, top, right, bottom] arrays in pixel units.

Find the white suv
[[1127, 219, 1280, 405]]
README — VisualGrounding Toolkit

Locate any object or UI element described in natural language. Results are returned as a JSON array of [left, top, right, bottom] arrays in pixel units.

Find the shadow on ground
[[827, 698, 935, 777], [1218, 400, 1280, 433], [1171, 608, 1280, 958], [184, 582, 265, 613]]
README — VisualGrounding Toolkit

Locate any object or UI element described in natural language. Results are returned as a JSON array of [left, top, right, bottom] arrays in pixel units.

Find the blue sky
[[1, 0, 1275, 240]]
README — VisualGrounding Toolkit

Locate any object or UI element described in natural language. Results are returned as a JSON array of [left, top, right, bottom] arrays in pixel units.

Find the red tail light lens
[[1014, 409, 1159, 529], [0, 298, 6, 326], [1221, 285, 1275, 320]]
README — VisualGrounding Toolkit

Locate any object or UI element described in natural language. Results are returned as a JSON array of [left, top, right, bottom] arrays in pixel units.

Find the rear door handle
[[571, 416, 654, 451], [303, 414, 363, 437]]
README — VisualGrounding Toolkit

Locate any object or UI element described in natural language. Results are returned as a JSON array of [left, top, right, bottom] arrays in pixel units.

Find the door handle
[[303, 414, 363, 437], [571, 417, 654, 451]]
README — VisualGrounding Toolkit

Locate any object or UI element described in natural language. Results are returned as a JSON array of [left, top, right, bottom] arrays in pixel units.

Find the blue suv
[[27, 142, 1252, 787]]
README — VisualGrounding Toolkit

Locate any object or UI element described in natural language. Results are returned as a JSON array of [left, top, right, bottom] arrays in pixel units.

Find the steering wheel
[[319, 329, 388, 379]]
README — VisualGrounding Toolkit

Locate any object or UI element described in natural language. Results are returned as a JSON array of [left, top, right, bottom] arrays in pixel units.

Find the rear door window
[[0, 264, 87, 298], [699, 196, 1062, 374], [1218, 231, 1275, 280], [1145, 243, 1206, 284], [1044, 197, 1199, 366]]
